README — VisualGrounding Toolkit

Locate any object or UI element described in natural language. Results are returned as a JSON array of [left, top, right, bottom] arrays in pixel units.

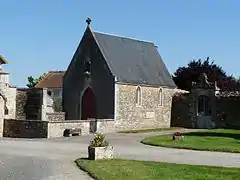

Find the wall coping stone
[[96, 119, 114, 121], [49, 120, 93, 123], [5, 119, 49, 123], [48, 119, 114, 124], [46, 112, 65, 115]]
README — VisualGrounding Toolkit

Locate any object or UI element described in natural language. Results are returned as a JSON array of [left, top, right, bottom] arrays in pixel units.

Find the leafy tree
[[26, 73, 46, 88], [173, 57, 240, 91]]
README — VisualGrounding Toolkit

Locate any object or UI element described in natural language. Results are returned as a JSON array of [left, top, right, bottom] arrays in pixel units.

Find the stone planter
[[88, 145, 114, 160]]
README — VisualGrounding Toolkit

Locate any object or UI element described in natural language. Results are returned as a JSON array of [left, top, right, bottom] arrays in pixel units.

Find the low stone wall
[[48, 120, 90, 138], [48, 119, 115, 138], [3, 119, 48, 138], [96, 119, 115, 133], [46, 112, 65, 121]]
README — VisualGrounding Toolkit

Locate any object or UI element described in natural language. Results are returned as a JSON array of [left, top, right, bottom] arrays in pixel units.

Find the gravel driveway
[[0, 129, 239, 180]]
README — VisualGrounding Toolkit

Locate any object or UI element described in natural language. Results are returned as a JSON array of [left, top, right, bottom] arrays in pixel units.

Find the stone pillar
[[41, 88, 54, 120], [0, 96, 5, 137]]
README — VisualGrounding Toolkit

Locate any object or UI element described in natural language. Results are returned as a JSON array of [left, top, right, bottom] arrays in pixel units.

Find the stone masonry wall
[[16, 89, 27, 119], [115, 83, 175, 131], [0, 96, 4, 137], [46, 112, 65, 121], [0, 72, 17, 119], [3, 119, 48, 138], [171, 93, 192, 128], [48, 120, 90, 138], [4, 87, 17, 119], [215, 98, 240, 129]]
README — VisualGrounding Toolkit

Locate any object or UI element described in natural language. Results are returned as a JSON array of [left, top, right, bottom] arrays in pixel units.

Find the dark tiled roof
[[92, 31, 176, 88], [0, 55, 8, 64], [35, 71, 65, 88]]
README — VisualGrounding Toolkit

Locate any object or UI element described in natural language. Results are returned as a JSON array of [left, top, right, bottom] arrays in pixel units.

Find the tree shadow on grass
[[183, 131, 240, 140]]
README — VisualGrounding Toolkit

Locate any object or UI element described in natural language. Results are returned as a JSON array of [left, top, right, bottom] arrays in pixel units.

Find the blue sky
[[1, 1, 240, 87]]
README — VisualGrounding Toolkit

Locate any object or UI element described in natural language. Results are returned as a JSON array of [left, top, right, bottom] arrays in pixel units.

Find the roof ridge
[[48, 70, 65, 73], [93, 30, 154, 44]]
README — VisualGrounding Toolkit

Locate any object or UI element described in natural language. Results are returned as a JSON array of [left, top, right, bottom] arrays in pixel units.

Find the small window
[[4, 106, 8, 115], [158, 88, 163, 106], [47, 90, 53, 97], [135, 86, 141, 106]]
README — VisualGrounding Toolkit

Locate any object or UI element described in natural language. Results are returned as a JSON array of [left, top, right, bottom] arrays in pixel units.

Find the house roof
[[35, 71, 65, 88], [0, 55, 8, 64], [91, 30, 176, 88]]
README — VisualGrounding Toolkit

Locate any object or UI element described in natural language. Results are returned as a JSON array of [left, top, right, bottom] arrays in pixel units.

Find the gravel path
[[0, 128, 239, 180]]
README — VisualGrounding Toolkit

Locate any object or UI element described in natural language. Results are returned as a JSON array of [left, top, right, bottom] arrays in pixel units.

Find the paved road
[[0, 129, 239, 180]]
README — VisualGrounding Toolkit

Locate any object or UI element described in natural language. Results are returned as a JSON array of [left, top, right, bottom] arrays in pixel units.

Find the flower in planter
[[88, 133, 113, 160], [172, 132, 184, 141], [89, 133, 109, 147]]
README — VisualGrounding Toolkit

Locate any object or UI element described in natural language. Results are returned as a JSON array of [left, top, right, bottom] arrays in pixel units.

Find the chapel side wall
[[114, 83, 174, 131]]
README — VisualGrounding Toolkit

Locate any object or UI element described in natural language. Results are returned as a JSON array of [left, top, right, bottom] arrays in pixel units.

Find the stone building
[[63, 19, 177, 131], [0, 55, 17, 137], [35, 71, 65, 101], [171, 73, 240, 129]]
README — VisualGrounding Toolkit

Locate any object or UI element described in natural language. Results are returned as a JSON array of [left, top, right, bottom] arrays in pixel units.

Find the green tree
[[26, 73, 46, 88], [173, 57, 239, 91]]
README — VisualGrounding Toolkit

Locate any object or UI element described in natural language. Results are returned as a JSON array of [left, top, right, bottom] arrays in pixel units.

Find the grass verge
[[118, 127, 182, 133], [141, 129, 240, 153], [75, 158, 240, 180]]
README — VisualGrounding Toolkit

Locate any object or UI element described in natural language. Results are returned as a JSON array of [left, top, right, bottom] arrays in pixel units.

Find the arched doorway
[[196, 95, 212, 128], [81, 87, 97, 120], [197, 95, 210, 116]]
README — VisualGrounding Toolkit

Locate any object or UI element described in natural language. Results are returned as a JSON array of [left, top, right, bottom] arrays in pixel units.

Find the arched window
[[197, 95, 211, 116], [158, 88, 163, 106], [136, 86, 141, 106]]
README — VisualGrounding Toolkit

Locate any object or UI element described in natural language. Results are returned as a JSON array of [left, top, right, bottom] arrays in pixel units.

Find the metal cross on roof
[[86, 17, 91, 25]]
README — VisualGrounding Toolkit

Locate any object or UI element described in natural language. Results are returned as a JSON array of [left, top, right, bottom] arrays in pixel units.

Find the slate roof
[[92, 31, 176, 88], [35, 71, 65, 88]]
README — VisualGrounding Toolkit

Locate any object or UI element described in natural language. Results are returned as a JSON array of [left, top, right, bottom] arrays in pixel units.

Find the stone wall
[[115, 83, 175, 131], [3, 119, 48, 138], [4, 87, 17, 119], [16, 88, 54, 120], [46, 112, 65, 121], [171, 89, 240, 129], [48, 120, 90, 137], [96, 119, 115, 133], [0, 96, 5, 137], [171, 93, 192, 128], [47, 119, 115, 138], [16, 88, 27, 119], [215, 98, 240, 129]]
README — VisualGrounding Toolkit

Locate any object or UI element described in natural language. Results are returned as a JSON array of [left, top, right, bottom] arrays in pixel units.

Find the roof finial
[[86, 17, 91, 26]]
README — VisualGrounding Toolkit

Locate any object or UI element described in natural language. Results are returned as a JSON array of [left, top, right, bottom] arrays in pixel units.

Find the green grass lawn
[[118, 127, 181, 133], [75, 159, 240, 180], [141, 129, 240, 153]]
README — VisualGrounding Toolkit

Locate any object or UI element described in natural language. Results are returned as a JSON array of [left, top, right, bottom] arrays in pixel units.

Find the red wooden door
[[81, 88, 96, 120]]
